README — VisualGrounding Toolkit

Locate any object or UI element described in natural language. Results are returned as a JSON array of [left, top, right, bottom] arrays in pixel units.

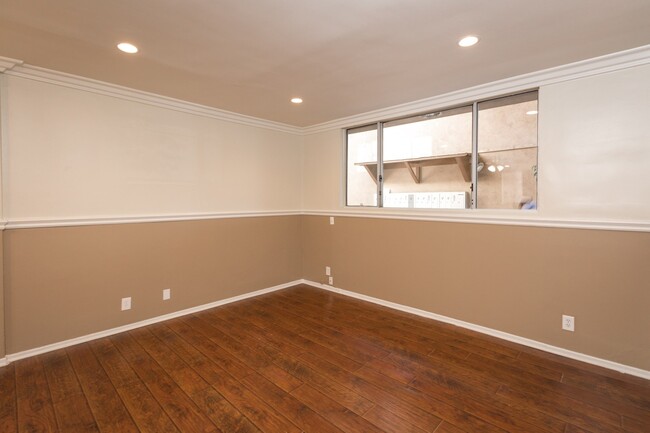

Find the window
[[346, 124, 378, 207], [477, 93, 538, 209], [346, 91, 538, 210]]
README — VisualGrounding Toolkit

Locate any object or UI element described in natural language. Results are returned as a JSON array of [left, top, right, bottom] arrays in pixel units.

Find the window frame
[[345, 89, 539, 211]]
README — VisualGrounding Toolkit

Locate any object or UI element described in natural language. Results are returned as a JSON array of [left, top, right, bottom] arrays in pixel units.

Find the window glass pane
[[477, 92, 538, 209], [346, 124, 378, 207], [382, 106, 472, 209]]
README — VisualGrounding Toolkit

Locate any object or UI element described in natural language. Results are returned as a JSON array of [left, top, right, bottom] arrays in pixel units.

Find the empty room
[[0, 1, 649, 432]]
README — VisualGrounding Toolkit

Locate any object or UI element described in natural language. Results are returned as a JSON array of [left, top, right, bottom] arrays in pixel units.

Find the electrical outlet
[[562, 314, 575, 332], [328, 276, 333, 285], [325, 266, 331, 276], [329, 217, 335, 225], [163, 288, 171, 300], [121, 297, 131, 311]]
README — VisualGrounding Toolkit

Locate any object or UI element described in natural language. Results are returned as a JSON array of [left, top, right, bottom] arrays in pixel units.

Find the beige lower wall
[[3, 216, 302, 354], [301, 215, 650, 371], [3, 214, 649, 372], [0, 231, 4, 359]]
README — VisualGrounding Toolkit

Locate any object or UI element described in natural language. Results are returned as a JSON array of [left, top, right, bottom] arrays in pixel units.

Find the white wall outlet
[[562, 314, 575, 332], [121, 297, 131, 311], [329, 216, 335, 225], [328, 276, 334, 285], [325, 266, 331, 276], [163, 288, 171, 300]]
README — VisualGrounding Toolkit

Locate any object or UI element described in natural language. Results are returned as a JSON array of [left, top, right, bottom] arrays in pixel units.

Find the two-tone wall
[[0, 71, 303, 359], [1, 49, 649, 375], [300, 62, 650, 372], [301, 216, 650, 371]]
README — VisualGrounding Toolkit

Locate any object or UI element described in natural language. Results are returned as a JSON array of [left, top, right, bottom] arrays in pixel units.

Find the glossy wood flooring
[[1, 285, 649, 433]]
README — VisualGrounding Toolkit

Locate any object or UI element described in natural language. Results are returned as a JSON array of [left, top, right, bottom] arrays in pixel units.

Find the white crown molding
[[4, 210, 302, 229], [0, 56, 23, 73], [4, 279, 302, 364], [5, 63, 303, 135], [3, 45, 650, 137], [303, 280, 650, 380], [301, 44, 650, 135], [303, 210, 650, 233], [0, 357, 7, 367]]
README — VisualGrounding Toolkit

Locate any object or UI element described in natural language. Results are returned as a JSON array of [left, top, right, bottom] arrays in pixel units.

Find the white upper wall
[[2, 52, 649, 229], [3, 75, 302, 220], [539, 64, 650, 221], [301, 63, 650, 228], [301, 129, 342, 211]]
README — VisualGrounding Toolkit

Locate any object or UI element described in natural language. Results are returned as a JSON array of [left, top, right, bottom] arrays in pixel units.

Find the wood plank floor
[[1, 285, 649, 432]]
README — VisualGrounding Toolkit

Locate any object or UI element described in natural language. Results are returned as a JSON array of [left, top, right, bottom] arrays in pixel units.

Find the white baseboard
[[301, 280, 650, 380], [4, 278, 649, 381], [4, 280, 301, 364]]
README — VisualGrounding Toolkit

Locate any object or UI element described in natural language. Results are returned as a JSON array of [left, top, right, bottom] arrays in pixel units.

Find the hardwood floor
[[1, 284, 649, 432]]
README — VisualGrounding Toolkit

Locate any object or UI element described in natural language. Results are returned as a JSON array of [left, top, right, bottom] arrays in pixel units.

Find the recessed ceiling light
[[291, 97, 303, 104], [526, 110, 539, 115], [117, 42, 138, 54], [458, 36, 479, 47]]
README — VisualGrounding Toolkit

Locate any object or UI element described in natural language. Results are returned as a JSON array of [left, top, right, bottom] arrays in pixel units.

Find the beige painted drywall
[[1, 52, 649, 375], [0, 231, 4, 359], [301, 215, 650, 371], [3, 75, 302, 220], [4, 216, 302, 353]]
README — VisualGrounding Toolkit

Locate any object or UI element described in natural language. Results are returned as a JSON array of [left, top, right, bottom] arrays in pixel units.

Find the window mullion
[[471, 101, 479, 209], [377, 121, 384, 208]]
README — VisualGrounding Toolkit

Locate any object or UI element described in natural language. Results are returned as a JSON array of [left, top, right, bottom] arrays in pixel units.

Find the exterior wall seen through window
[[346, 91, 538, 210]]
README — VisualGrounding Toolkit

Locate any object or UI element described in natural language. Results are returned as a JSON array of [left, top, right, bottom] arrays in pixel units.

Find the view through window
[[346, 91, 538, 210]]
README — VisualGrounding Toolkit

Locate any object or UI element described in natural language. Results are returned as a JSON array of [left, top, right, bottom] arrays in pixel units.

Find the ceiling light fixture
[[291, 98, 303, 104], [117, 42, 138, 54], [458, 36, 479, 47], [526, 110, 538, 115]]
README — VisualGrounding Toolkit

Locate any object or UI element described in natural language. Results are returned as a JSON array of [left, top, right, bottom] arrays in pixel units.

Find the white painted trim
[[4, 278, 649, 379], [4, 210, 649, 232], [301, 280, 650, 380], [4, 45, 650, 137], [5, 211, 302, 230], [302, 210, 650, 233], [5, 64, 303, 135], [4, 280, 302, 364], [0, 56, 23, 73], [302, 44, 650, 134]]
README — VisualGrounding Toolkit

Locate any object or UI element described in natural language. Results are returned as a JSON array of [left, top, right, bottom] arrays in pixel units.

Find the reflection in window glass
[[346, 125, 378, 206], [477, 92, 538, 209], [382, 106, 472, 209]]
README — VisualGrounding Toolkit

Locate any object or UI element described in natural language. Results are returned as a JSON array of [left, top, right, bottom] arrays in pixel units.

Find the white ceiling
[[1, 0, 650, 127]]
